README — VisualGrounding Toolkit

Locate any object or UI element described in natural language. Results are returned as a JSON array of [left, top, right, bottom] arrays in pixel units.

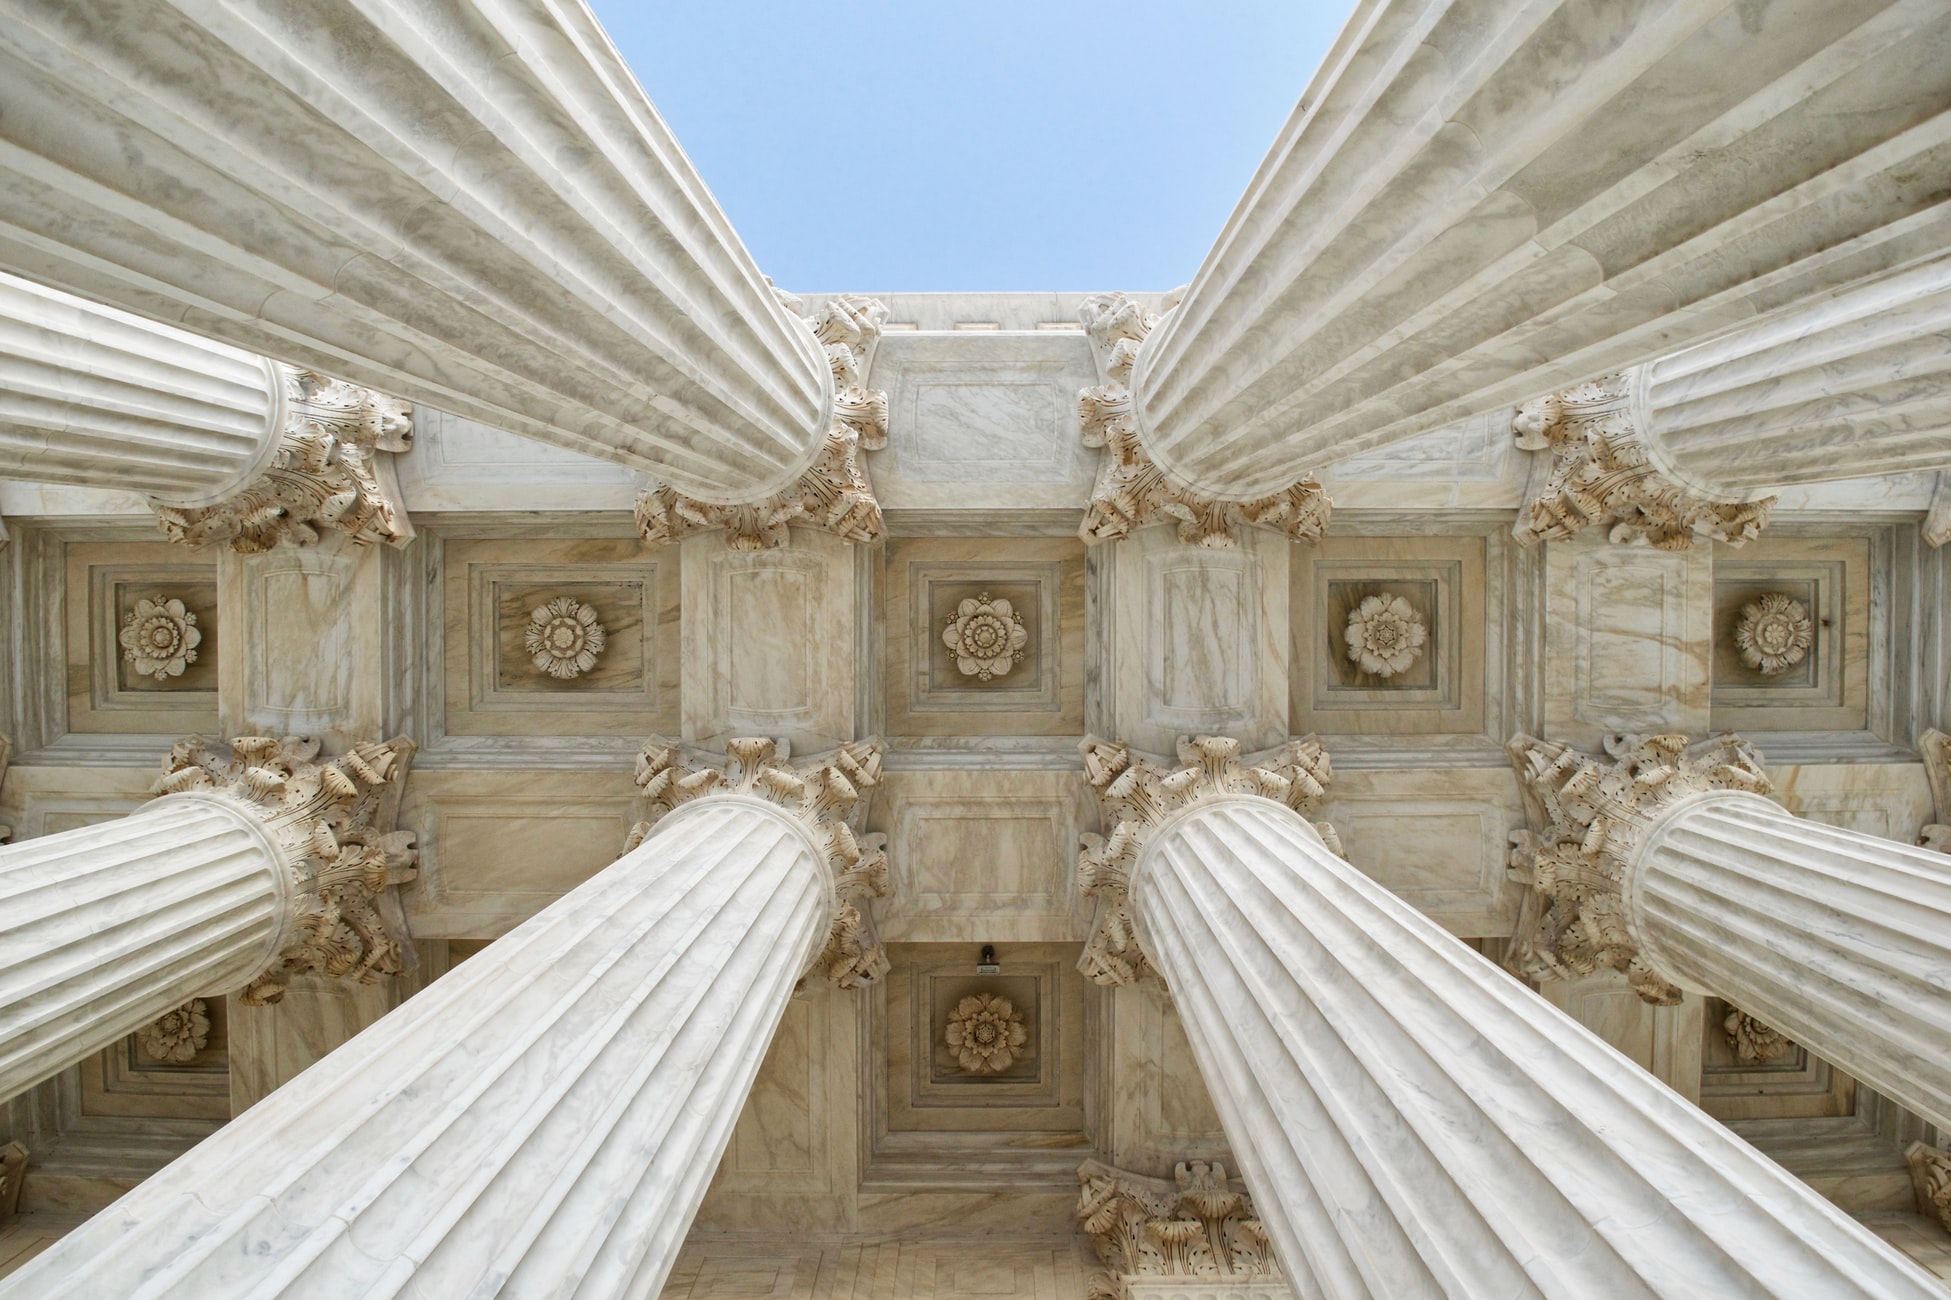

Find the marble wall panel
[[870, 332, 1098, 510], [1318, 410, 1524, 510], [1105, 983, 1230, 1180], [658, 1237, 1094, 1299], [0, 763, 154, 839], [394, 408, 638, 513], [398, 768, 641, 937], [226, 973, 406, 1115], [1106, 525, 1288, 755], [882, 537, 1085, 737], [440, 532, 679, 738], [63, 542, 218, 735], [873, 769, 1093, 944], [1543, 531, 1713, 749], [1711, 533, 1871, 736], [1538, 969, 1704, 1106], [1699, 995, 1858, 1123], [1766, 762, 1935, 845], [78, 1007, 229, 1122], [1316, 766, 1525, 937], [684, 528, 854, 754]]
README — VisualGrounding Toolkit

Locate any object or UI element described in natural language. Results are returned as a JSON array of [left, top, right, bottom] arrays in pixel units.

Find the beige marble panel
[[883, 537, 1085, 737], [227, 973, 406, 1114], [1700, 995, 1858, 1123], [0, 763, 155, 839], [874, 769, 1093, 944], [684, 528, 855, 754], [1539, 969, 1704, 1105], [1711, 534, 1871, 735], [660, 1236, 1094, 1299], [61, 541, 218, 736], [1105, 982, 1230, 1179], [1107, 524, 1287, 755], [219, 531, 387, 752], [1544, 532, 1712, 748], [442, 533, 680, 738], [1767, 762, 1936, 844], [398, 767, 641, 938], [1317, 767, 1526, 937], [77, 1005, 229, 1121]]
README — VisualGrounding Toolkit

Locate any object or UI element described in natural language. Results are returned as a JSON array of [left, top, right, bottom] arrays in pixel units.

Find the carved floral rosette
[[154, 368, 413, 553], [1511, 373, 1773, 551], [1505, 731, 1773, 1004], [1723, 1008, 1792, 1065], [627, 735, 891, 988], [137, 998, 212, 1064], [150, 734, 419, 1004], [1078, 1159, 1280, 1297], [1075, 293, 1330, 548], [636, 294, 891, 551], [1078, 734, 1335, 986], [118, 594, 202, 681]]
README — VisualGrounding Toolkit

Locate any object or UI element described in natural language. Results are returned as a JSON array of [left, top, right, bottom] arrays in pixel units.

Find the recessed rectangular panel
[[725, 563, 812, 716]]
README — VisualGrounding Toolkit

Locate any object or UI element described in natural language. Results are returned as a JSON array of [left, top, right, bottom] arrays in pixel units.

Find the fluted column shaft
[[0, 794, 289, 1101], [0, 270, 282, 505], [1125, 0, 1951, 501], [0, 0, 835, 502], [1133, 797, 1937, 1296], [1631, 252, 1951, 499], [1628, 790, 1951, 1130], [0, 793, 833, 1298]]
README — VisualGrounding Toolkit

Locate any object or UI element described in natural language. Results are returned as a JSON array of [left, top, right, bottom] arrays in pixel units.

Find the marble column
[[1077, 735, 1941, 1297], [1103, 0, 1951, 504], [0, 735, 416, 1102], [0, 271, 412, 550], [1513, 253, 1951, 547], [0, 737, 890, 1298], [0, 0, 840, 503], [1509, 732, 1951, 1132]]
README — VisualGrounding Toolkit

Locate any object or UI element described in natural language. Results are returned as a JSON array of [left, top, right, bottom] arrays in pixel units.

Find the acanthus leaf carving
[[636, 295, 890, 551], [1077, 1159, 1283, 1297], [1512, 374, 1772, 550], [1076, 293, 1331, 548], [154, 368, 413, 553], [150, 734, 419, 1005], [627, 735, 891, 988], [1505, 732, 1772, 1004], [1920, 730, 1951, 856], [1078, 734, 1333, 986]]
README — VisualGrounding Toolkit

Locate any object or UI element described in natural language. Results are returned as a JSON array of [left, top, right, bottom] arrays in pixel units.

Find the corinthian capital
[[151, 734, 419, 1004], [1076, 294, 1331, 548], [628, 735, 891, 987], [1511, 373, 1771, 550], [1077, 734, 1334, 986], [637, 295, 891, 550], [154, 369, 413, 553], [1076, 1158, 1281, 1296], [1505, 732, 1772, 1003]]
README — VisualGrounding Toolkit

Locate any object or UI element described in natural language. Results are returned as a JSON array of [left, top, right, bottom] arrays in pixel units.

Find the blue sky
[[588, 2, 1350, 293]]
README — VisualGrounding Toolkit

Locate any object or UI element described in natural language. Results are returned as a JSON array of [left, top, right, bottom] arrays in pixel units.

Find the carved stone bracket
[[637, 294, 891, 550], [151, 734, 419, 1004], [1076, 294, 1330, 548], [1505, 732, 1773, 1004], [1077, 734, 1334, 986], [1077, 1159, 1283, 1298], [155, 368, 413, 553], [1512, 374, 1772, 550], [627, 735, 891, 988], [1921, 729, 1951, 855], [1905, 1142, 1951, 1232]]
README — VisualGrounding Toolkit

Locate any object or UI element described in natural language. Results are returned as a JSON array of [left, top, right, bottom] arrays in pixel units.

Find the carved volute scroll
[[1077, 734, 1335, 986], [154, 368, 413, 553], [1505, 732, 1773, 1004], [1511, 373, 1773, 550], [150, 735, 419, 1004], [1077, 1159, 1283, 1298], [627, 735, 891, 987], [636, 294, 891, 550], [1076, 293, 1331, 548]]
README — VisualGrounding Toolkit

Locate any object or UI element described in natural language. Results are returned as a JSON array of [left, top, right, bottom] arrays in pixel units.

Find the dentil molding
[[1077, 1158, 1284, 1298], [627, 734, 892, 987], [1505, 731, 1773, 1004], [156, 369, 413, 554], [1512, 374, 1772, 551], [151, 734, 419, 1004], [637, 295, 891, 550], [1076, 294, 1331, 548], [1077, 734, 1335, 986]]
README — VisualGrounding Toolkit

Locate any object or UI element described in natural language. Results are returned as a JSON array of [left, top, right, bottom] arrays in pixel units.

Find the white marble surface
[[1126, 0, 1951, 500], [1630, 789, 1951, 1132], [0, 271, 279, 504], [1636, 252, 1951, 499], [1131, 795, 1942, 1296], [0, 794, 286, 1100], [0, 0, 835, 503], [0, 795, 830, 1298]]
